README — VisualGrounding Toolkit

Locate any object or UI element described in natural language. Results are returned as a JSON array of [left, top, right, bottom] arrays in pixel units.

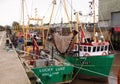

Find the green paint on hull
[[65, 54, 115, 77], [31, 65, 73, 84]]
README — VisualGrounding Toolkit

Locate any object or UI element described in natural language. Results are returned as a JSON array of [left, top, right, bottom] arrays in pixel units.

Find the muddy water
[[70, 52, 120, 84], [71, 79, 108, 84]]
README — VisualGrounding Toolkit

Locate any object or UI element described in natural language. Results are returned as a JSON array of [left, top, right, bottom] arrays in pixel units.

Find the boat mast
[[93, 0, 96, 42], [75, 12, 79, 43], [21, 0, 26, 48], [71, 0, 72, 22], [63, 0, 72, 32], [46, 0, 56, 43], [22, 0, 25, 35], [75, 12, 85, 43], [28, 9, 45, 47]]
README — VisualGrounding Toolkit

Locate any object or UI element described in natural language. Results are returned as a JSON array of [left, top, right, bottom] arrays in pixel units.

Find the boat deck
[[0, 31, 31, 84]]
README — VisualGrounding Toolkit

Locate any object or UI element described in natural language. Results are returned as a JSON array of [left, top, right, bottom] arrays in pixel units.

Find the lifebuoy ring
[[102, 52, 107, 56], [84, 53, 89, 56]]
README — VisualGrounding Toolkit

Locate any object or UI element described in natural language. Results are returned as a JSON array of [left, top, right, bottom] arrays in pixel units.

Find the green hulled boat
[[52, 22, 115, 80], [51, 0, 115, 79], [13, 13, 74, 84], [19, 48, 73, 84], [66, 53, 114, 78], [20, 27, 73, 84], [53, 31, 115, 79]]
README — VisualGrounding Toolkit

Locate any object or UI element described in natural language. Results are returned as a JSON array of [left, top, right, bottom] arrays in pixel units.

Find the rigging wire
[[42, 0, 53, 23], [19, 0, 22, 25], [53, 0, 62, 23], [25, 0, 29, 18], [30, 0, 34, 17], [53, 0, 70, 24], [68, 55, 88, 84], [67, 0, 76, 13], [72, 65, 117, 79]]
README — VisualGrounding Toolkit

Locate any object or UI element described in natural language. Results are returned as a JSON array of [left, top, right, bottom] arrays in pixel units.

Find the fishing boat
[[65, 28, 115, 81], [51, 0, 115, 81], [14, 14, 74, 84], [23, 17, 73, 84], [20, 41, 73, 84], [11, 0, 74, 84], [53, 18, 115, 81]]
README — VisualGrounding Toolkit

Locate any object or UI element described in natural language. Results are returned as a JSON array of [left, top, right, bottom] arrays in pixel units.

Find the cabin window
[[101, 46, 104, 51], [84, 46, 87, 52], [97, 46, 100, 51], [93, 47, 96, 52], [105, 46, 108, 50], [79, 46, 82, 51], [75, 46, 77, 50], [88, 47, 91, 52]]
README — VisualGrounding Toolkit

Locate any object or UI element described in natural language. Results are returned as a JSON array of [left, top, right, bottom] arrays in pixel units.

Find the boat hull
[[31, 65, 73, 84], [65, 54, 115, 78]]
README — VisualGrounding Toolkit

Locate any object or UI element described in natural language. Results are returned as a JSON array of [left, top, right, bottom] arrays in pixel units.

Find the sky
[[0, 0, 98, 26]]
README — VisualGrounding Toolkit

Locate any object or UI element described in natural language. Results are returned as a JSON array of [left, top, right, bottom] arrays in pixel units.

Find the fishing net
[[53, 33, 72, 54]]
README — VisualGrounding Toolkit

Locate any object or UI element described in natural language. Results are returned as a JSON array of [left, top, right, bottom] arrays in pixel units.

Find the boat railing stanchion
[[51, 46, 54, 59]]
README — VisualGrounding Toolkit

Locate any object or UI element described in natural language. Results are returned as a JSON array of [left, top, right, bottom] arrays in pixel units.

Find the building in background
[[99, 0, 120, 50], [99, 0, 120, 28]]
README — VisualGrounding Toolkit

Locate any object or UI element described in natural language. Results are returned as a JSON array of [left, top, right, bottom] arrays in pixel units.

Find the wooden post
[[118, 70, 120, 84]]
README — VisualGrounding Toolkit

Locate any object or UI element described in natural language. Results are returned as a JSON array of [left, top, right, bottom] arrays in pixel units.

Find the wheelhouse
[[73, 42, 109, 56]]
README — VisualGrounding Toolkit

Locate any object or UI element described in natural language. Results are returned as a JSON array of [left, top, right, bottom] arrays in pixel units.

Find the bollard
[[9, 43, 13, 49], [118, 70, 120, 84], [6, 39, 9, 46]]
